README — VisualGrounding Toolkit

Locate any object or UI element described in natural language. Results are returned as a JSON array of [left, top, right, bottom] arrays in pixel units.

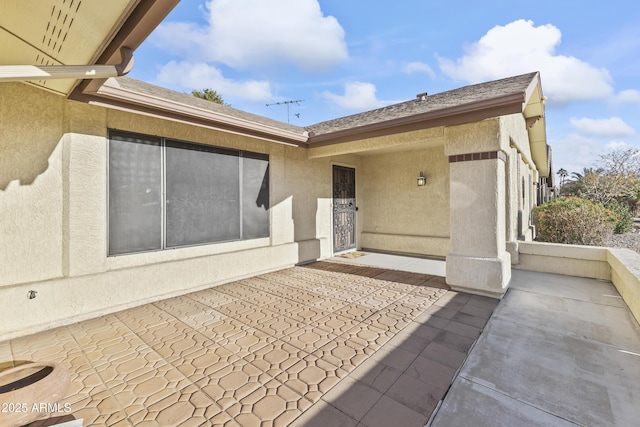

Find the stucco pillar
[[446, 151, 511, 298]]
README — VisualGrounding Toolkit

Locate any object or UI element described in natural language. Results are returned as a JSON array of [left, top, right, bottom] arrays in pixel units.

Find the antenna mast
[[266, 99, 304, 123]]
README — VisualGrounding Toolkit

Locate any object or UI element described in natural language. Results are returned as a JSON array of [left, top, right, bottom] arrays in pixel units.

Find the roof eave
[[68, 0, 180, 100], [84, 80, 308, 147], [307, 92, 527, 147], [60, 0, 306, 147], [523, 72, 550, 176]]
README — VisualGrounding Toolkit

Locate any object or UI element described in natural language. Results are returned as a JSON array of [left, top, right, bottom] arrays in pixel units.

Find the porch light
[[417, 171, 426, 187]]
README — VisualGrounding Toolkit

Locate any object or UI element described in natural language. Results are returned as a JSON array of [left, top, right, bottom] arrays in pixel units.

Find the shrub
[[533, 197, 616, 246], [605, 200, 634, 234]]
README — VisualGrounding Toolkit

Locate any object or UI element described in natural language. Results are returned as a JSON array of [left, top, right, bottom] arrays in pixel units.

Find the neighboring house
[[0, 1, 551, 340]]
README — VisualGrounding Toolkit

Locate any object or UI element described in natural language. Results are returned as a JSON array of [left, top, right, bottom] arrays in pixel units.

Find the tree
[[557, 168, 568, 188], [562, 149, 640, 209], [590, 148, 640, 207], [560, 168, 590, 196], [597, 147, 640, 176], [190, 88, 228, 106]]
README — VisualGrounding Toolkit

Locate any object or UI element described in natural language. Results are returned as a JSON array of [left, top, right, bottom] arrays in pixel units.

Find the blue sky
[[129, 0, 640, 175]]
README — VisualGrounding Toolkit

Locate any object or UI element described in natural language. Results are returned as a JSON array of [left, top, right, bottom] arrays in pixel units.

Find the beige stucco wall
[[500, 114, 537, 243], [446, 156, 511, 298], [515, 241, 610, 280], [444, 117, 544, 297], [515, 242, 640, 325], [504, 145, 518, 243], [499, 114, 533, 166], [446, 115, 537, 249], [1, 83, 66, 286], [445, 114, 538, 297], [359, 146, 450, 257], [307, 126, 450, 258], [444, 119, 510, 297], [444, 119, 501, 156], [287, 149, 362, 259], [608, 248, 640, 325], [0, 83, 337, 340]]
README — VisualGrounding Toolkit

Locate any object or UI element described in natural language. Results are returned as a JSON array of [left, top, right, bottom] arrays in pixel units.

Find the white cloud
[[551, 133, 603, 173], [612, 89, 640, 104], [321, 82, 387, 110], [152, 0, 348, 72], [156, 61, 273, 101], [605, 140, 634, 151], [403, 62, 436, 78], [437, 19, 613, 103], [569, 117, 636, 137]]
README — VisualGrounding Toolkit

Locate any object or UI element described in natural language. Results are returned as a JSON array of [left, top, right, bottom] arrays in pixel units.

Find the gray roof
[[306, 72, 538, 136], [113, 77, 307, 136], [111, 73, 538, 141]]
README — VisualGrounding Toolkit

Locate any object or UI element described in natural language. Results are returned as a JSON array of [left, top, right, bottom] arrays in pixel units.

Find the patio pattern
[[0, 261, 498, 427]]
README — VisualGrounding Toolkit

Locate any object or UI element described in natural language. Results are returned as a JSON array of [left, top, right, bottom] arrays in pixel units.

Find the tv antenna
[[266, 99, 304, 123]]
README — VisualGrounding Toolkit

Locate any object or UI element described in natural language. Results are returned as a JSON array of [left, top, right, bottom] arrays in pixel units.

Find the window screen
[[165, 140, 240, 247], [108, 130, 270, 255], [242, 154, 270, 239], [108, 131, 162, 255]]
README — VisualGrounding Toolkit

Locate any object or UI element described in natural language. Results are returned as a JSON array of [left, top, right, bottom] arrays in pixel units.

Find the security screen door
[[332, 165, 356, 252]]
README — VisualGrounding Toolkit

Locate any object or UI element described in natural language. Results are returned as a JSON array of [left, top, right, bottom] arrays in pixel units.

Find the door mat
[[336, 251, 367, 259]]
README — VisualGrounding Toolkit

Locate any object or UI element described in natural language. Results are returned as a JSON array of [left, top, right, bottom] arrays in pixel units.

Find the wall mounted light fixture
[[417, 171, 426, 187]]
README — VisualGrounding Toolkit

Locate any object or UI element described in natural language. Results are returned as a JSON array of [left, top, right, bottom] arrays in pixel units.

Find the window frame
[[107, 129, 270, 256]]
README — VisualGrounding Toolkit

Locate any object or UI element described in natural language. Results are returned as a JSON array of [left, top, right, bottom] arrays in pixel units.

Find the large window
[[108, 130, 270, 256]]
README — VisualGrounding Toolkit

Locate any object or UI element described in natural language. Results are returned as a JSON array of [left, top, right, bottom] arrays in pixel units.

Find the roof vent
[[416, 92, 428, 101]]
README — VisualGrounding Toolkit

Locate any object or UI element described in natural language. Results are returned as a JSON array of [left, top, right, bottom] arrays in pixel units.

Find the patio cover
[[0, 0, 178, 96]]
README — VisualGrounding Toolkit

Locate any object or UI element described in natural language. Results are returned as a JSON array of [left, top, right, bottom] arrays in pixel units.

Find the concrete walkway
[[332, 252, 446, 277], [430, 269, 640, 427]]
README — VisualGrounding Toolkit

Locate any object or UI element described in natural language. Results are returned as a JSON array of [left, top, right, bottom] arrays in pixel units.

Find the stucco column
[[446, 151, 511, 298]]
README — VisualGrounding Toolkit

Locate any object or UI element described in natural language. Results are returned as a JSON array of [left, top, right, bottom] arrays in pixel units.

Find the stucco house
[[0, 1, 551, 341]]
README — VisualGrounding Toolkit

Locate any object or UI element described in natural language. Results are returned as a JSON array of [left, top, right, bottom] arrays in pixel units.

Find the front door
[[333, 165, 356, 252]]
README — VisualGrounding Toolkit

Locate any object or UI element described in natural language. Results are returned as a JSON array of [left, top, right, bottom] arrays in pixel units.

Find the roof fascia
[[86, 81, 308, 146], [0, 48, 134, 82], [308, 92, 526, 147], [523, 73, 546, 120], [522, 72, 550, 176], [69, 0, 180, 99], [62, 0, 307, 147], [523, 72, 542, 113]]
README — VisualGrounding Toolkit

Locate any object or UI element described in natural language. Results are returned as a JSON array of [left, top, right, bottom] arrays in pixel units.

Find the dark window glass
[[242, 154, 270, 239], [165, 140, 240, 247], [108, 131, 162, 255]]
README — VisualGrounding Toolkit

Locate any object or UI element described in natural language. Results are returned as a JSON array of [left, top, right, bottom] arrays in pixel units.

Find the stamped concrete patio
[[0, 260, 497, 427]]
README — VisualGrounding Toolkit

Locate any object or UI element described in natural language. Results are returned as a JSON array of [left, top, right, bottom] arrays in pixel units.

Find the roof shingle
[[306, 72, 538, 136], [112, 77, 307, 135]]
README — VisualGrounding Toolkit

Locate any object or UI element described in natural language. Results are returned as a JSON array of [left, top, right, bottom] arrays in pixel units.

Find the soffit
[[307, 127, 445, 159], [0, 0, 138, 95], [522, 75, 550, 177]]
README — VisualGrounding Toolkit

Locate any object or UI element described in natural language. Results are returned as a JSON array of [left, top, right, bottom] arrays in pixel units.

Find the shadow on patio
[[0, 260, 498, 427]]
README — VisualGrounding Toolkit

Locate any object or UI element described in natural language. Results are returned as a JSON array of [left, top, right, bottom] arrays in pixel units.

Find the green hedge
[[533, 197, 616, 245], [605, 200, 634, 234]]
